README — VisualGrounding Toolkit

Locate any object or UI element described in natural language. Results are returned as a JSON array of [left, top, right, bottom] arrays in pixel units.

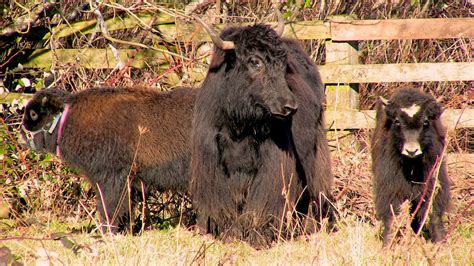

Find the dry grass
[[1, 212, 472, 265], [1, 137, 472, 264]]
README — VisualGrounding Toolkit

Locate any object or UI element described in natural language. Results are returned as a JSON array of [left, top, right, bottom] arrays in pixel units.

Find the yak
[[371, 87, 451, 247], [20, 86, 197, 233], [190, 14, 335, 247]]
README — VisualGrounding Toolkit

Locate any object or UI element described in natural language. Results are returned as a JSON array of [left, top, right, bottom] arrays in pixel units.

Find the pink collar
[[56, 104, 70, 158]]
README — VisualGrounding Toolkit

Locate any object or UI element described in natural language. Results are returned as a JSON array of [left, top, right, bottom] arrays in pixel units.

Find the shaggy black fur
[[21, 87, 197, 233], [190, 24, 335, 247], [371, 88, 451, 246]]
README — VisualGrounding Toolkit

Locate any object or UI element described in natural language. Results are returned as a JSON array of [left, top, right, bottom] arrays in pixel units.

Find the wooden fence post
[[325, 16, 360, 151]]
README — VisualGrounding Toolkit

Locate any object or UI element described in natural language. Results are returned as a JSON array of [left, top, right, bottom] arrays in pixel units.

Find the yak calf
[[21, 87, 196, 233], [371, 88, 451, 247]]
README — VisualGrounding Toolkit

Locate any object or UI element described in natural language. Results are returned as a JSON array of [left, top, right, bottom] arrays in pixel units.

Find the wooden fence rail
[[325, 109, 474, 130], [1, 16, 473, 130], [39, 14, 474, 41], [7, 48, 474, 83]]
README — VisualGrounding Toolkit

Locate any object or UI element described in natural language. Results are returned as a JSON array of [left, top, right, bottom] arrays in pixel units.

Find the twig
[[1, 2, 57, 37], [184, 0, 215, 16], [65, 3, 91, 22], [384, 204, 404, 249], [11, 1, 33, 34], [78, 200, 101, 235], [140, 180, 147, 234], [110, 125, 149, 233], [409, 141, 447, 241], [278, 163, 292, 242], [0, 49, 25, 69], [148, 51, 210, 84], [93, 8, 190, 61], [443, 199, 473, 242], [0, 236, 56, 241], [96, 184, 114, 236], [103, 2, 161, 35]]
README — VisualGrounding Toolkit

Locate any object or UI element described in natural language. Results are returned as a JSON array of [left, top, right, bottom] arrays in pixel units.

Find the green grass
[[1, 216, 472, 265]]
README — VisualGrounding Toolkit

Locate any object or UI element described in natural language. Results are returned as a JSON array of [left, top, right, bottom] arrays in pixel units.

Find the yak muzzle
[[401, 129, 423, 158], [269, 97, 298, 118]]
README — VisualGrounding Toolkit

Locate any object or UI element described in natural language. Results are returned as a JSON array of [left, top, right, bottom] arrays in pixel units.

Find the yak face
[[210, 24, 298, 120], [19, 88, 68, 152], [381, 89, 443, 159]]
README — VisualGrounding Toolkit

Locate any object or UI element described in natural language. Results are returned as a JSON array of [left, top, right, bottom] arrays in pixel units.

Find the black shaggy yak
[[190, 16, 335, 247], [371, 88, 451, 247], [21, 87, 196, 233]]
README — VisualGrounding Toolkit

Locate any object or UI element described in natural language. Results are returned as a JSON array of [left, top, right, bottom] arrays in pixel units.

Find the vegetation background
[[0, 0, 472, 264]]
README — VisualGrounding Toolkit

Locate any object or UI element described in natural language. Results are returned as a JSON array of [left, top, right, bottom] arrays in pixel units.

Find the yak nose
[[407, 149, 419, 157], [402, 147, 422, 158], [283, 102, 298, 116], [17, 133, 28, 147], [18, 127, 30, 148]]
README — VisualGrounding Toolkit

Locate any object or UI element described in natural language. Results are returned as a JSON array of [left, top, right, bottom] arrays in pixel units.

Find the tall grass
[[2, 214, 472, 265]]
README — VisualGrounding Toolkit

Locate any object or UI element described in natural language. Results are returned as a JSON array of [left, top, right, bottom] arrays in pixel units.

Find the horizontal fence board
[[325, 109, 474, 130], [326, 110, 376, 130], [170, 20, 331, 42], [17, 49, 474, 83], [46, 13, 175, 39], [447, 153, 474, 173], [46, 14, 331, 42], [21, 48, 170, 70], [319, 62, 474, 83], [331, 18, 474, 41], [441, 109, 474, 130], [46, 16, 472, 42], [0, 93, 32, 105]]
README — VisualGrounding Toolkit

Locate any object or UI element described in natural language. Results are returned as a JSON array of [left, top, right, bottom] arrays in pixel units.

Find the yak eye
[[29, 110, 39, 121], [248, 56, 263, 70], [423, 119, 429, 128], [393, 119, 401, 127]]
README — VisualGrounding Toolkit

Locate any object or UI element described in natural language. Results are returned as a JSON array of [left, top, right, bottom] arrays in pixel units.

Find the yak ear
[[376, 96, 394, 124], [426, 99, 444, 119], [41, 95, 49, 106], [39, 96, 50, 113], [439, 106, 446, 117], [208, 48, 230, 71], [39, 92, 65, 114], [436, 97, 446, 117], [376, 96, 390, 113]]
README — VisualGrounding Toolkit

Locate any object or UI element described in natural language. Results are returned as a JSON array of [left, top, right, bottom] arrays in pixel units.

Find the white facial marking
[[401, 104, 420, 118], [30, 110, 39, 121]]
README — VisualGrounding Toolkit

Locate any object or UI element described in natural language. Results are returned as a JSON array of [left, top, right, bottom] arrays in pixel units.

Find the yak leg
[[381, 215, 396, 247], [130, 180, 149, 233], [427, 210, 446, 243], [379, 199, 403, 247], [428, 176, 450, 243], [93, 170, 132, 234]]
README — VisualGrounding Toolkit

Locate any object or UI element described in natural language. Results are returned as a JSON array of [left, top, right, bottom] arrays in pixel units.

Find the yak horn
[[194, 16, 235, 50], [273, 7, 285, 36], [379, 96, 390, 106]]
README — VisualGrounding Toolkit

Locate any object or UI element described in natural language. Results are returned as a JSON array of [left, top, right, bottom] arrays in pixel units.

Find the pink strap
[[56, 104, 70, 158]]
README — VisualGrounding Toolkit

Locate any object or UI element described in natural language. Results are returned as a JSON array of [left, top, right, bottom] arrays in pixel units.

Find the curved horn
[[379, 96, 390, 106], [273, 7, 285, 36], [193, 16, 235, 50]]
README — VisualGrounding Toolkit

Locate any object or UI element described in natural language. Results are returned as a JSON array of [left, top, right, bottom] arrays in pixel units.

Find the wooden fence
[[1, 15, 473, 131]]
